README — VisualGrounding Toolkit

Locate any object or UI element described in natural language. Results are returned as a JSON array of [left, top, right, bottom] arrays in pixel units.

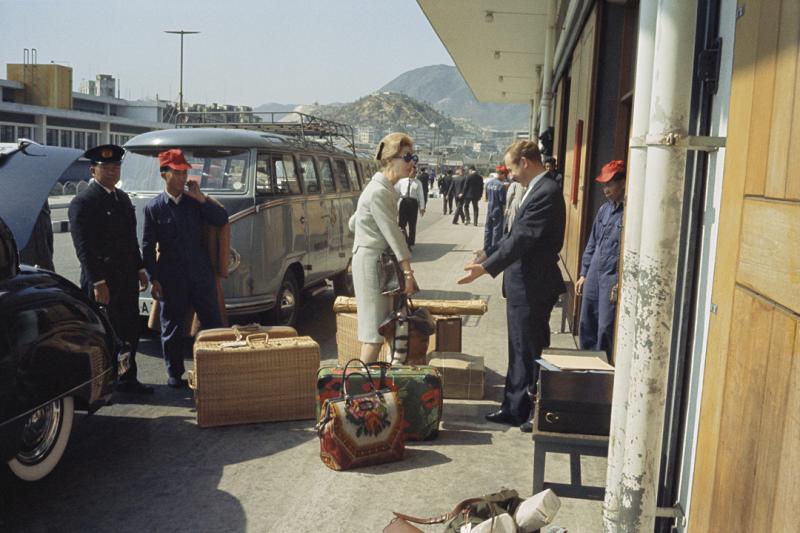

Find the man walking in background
[[395, 168, 426, 248], [462, 165, 484, 227], [440, 169, 454, 215], [451, 168, 467, 224]]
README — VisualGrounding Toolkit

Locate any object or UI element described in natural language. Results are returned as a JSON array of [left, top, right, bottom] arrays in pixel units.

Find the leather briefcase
[[536, 361, 613, 436]]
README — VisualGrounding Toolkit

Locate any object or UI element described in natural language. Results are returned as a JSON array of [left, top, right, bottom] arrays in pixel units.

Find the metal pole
[[165, 30, 200, 114], [603, 0, 658, 529], [539, 0, 557, 136], [611, 1, 699, 530]]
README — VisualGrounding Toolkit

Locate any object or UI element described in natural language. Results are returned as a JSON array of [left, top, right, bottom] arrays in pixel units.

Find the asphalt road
[[1, 201, 603, 533]]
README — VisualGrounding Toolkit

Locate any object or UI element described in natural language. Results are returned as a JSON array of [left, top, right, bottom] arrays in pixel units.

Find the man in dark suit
[[450, 168, 468, 224], [69, 144, 153, 394], [459, 140, 565, 430], [142, 149, 228, 388], [440, 169, 454, 215], [462, 166, 485, 226]]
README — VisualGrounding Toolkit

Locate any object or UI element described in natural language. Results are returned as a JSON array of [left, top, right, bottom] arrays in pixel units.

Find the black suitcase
[[536, 354, 613, 436]]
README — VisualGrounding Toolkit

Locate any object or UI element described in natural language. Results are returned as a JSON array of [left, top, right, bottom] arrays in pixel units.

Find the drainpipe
[[608, 1, 699, 531], [539, 0, 557, 135], [602, 0, 657, 529]]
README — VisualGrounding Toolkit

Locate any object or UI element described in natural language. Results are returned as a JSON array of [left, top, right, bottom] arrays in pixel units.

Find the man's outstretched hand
[[458, 263, 487, 284]]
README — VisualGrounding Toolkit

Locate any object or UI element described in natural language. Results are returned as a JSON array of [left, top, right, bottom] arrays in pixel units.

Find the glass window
[[0, 125, 14, 142], [17, 126, 31, 140], [333, 159, 351, 191], [74, 131, 86, 150], [318, 158, 336, 192], [87, 132, 98, 148], [346, 160, 360, 190], [60, 130, 72, 147], [276, 155, 301, 194], [46, 128, 59, 146], [120, 148, 250, 194], [255, 154, 273, 195], [297, 155, 320, 194]]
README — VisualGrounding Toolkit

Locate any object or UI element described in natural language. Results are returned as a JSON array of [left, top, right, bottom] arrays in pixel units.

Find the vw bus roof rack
[[174, 111, 356, 155]]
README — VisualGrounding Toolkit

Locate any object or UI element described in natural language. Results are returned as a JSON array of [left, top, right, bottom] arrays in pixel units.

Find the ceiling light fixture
[[493, 49, 539, 60], [485, 11, 494, 23], [485, 10, 543, 23]]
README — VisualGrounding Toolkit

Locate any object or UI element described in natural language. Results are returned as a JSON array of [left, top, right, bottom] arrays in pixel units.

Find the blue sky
[[0, 0, 454, 106]]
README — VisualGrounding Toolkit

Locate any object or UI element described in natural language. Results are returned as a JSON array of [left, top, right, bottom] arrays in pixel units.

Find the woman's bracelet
[[403, 270, 414, 277]]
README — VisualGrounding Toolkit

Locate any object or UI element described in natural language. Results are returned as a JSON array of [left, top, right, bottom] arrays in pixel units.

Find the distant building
[[355, 125, 377, 145]]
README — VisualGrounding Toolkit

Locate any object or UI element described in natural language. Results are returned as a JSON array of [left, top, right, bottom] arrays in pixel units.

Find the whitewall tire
[[7, 396, 74, 482]]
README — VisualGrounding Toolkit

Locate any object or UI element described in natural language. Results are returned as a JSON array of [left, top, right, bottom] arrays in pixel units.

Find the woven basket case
[[335, 313, 438, 366], [195, 324, 298, 343], [191, 334, 320, 427]]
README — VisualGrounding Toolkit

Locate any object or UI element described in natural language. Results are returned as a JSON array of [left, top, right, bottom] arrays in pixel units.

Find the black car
[[0, 142, 119, 481]]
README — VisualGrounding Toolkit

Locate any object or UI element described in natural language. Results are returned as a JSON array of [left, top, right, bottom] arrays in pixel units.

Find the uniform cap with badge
[[84, 144, 124, 165]]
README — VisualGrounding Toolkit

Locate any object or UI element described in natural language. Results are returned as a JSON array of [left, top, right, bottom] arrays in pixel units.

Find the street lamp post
[[164, 30, 200, 113]]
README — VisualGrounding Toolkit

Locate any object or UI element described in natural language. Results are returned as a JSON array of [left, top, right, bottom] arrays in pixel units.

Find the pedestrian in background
[[483, 165, 507, 252], [505, 177, 527, 233], [459, 140, 565, 431], [419, 166, 430, 201], [576, 160, 626, 360], [544, 157, 563, 189], [451, 167, 468, 225], [440, 169, 454, 214], [460, 165, 484, 226], [395, 167, 426, 248], [348, 132, 418, 363], [69, 144, 152, 394], [142, 149, 229, 388]]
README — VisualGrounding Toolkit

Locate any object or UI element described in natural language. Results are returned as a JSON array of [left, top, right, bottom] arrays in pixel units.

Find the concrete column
[[35, 114, 47, 144]]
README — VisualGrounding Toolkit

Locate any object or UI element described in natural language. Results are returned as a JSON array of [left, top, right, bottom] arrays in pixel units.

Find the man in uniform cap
[[576, 160, 626, 359], [69, 144, 153, 394], [142, 149, 228, 388]]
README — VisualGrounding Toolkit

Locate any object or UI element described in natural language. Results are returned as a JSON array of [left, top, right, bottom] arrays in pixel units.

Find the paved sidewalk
[[4, 209, 605, 532]]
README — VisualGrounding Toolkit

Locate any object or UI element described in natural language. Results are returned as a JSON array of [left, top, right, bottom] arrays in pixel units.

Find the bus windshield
[[120, 148, 250, 194]]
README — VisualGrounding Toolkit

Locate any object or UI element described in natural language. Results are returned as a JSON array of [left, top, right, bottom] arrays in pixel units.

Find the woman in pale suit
[[348, 132, 418, 363]]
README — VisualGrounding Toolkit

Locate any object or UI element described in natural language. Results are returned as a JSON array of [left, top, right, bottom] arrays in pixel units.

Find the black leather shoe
[[520, 421, 534, 433], [116, 380, 155, 394], [485, 409, 522, 426], [167, 377, 189, 389]]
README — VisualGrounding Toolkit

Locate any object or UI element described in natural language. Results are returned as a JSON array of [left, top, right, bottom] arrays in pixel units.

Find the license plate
[[139, 298, 154, 316]]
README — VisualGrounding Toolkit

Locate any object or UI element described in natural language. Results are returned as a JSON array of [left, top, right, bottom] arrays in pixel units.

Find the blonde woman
[[348, 133, 418, 363]]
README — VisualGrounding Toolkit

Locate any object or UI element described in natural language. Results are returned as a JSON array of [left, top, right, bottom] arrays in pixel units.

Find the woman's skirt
[[352, 245, 393, 343]]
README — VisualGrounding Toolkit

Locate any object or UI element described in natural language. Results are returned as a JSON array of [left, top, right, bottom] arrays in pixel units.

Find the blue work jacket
[[485, 177, 507, 214], [580, 200, 624, 301]]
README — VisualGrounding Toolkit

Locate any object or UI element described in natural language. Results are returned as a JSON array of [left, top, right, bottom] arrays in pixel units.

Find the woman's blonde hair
[[375, 132, 413, 168], [505, 140, 541, 166]]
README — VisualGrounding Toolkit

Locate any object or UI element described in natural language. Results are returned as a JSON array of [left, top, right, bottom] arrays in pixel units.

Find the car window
[[122, 148, 249, 194], [333, 159, 351, 191], [256, 154, 273, 194], [347, 160, 361, 190], [297, 155, 320, 194], [276, 155, 301, 194], [318, 158, 336, 192]]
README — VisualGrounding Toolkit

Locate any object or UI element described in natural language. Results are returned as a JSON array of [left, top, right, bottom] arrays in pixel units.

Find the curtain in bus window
[[318, 158, 336, 192], [333, 159, 351, 191], [298, 155, 320, 193]]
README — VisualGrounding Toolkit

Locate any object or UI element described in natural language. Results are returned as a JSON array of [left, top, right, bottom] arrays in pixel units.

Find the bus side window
[[256, 154, 274, 195], [298, 155, 320, 194], [318, 158, 336, 192], [346, 160, 361, 190], [276, 155, 301, 194], [334, 159, 351, 191]]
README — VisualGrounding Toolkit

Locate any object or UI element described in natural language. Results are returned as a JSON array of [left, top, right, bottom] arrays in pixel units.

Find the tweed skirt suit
[[348, 172, 412, 343]]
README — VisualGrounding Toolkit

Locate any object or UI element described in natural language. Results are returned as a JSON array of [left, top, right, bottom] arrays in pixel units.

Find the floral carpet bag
[[315, 359, 405, 470]]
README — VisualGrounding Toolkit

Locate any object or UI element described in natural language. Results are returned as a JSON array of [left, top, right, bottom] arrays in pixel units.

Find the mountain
[[379, 65, 529, 130], [308, 92, 469, 135], [253, 102, 300, 114]]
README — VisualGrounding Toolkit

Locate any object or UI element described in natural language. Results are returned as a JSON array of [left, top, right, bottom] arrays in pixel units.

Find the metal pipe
[[539, 0, 557, 135], [614, 1, 699, 530], [602, 0, 658, 529]]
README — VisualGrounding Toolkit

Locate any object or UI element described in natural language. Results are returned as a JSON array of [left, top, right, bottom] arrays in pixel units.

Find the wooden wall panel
[[786, 47, 800, 200], [747, 309, 797, 531], [770, 322, 800, 531], [737, 199, 800, 314], [709, 289, 774, 530], [743, 0, 780, 197], [765, 0, 800, 198]]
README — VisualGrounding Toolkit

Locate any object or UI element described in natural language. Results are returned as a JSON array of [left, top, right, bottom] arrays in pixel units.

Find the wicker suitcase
[[335, 313, 438, 366], [190, 333, 319, 427], [195, 324, 297, 343]]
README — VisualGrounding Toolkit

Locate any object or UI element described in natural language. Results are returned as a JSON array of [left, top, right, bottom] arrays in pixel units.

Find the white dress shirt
[[394, 177, 426, 210]]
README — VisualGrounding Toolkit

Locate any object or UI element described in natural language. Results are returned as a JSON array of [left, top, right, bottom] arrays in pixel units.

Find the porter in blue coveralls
[[483, 165, 508, 251], [577, 160, 626, 359], [142, 149, 229, 387]]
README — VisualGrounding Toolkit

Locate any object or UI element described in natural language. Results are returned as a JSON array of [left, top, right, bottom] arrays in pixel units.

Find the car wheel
[[273, 271, 300, 326], [7, 396, 74, 482], [332, 263, 355, 297]]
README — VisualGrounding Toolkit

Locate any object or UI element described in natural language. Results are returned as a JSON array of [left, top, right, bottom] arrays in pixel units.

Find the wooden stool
[[531, 413, 609, 501]]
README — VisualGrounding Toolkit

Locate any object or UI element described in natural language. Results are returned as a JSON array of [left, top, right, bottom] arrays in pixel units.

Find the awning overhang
[[417, 0, 551, 104]]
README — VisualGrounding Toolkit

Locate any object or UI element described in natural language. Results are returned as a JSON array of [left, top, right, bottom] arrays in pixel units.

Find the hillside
[[380, 64, 529, 130]]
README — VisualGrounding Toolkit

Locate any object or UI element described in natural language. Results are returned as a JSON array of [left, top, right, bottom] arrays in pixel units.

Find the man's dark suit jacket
[[483, 174, 566, 307], [463, 172, 485, 200], [450, 175, 466, 197]]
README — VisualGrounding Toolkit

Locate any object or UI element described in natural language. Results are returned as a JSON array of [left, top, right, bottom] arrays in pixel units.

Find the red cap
[[596, 160, 626, 183], [495, 165, 509, 174], [158, 149, 192, 170]]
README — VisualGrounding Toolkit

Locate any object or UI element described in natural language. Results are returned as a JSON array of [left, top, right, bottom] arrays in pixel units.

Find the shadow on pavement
[[409, 242, 456, 263], [2, 413, 316, 532]]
